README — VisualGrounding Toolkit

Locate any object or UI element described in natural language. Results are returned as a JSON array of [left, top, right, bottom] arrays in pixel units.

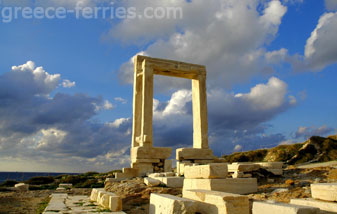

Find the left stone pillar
[[131, 56, 143, 147]]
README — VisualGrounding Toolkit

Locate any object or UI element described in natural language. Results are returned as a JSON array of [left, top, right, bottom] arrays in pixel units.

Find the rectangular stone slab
[[291, 198, 337, 213], [183, 189, 250, 214], [131, 146, 172, 159], [184, 163, 228, 179], [183, 178, 258, 194], [228, 163, 260, 172], [154, 177, 184, 188], [252, 201, 320, 214], [311, 183, 337, 202], [149, 193, 200, 214], [176, 148, 215, 160]]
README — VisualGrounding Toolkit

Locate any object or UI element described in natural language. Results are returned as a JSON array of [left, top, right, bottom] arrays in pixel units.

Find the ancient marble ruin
[[115, 55, 215, 178]]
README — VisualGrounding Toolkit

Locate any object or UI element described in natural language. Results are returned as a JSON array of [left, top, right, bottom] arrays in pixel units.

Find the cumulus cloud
[[114, 97, 127, 104], [117, 0, 289, 92], [0, 61, 129, 172], [149, 77, 295, 155], [62, 79, 76, 88], [295, 125, 335, 139], [302, 12, 337, 70]]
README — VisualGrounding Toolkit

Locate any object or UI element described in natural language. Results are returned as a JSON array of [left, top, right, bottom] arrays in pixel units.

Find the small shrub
[[0, 180, 18, 187], [26, 176, 55, 185]]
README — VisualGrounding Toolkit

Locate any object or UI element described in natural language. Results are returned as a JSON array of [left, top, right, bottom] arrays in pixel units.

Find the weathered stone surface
[[291, 198, 337, 214], [55, 187, 66, 193], [183, 189, 250, 214], [14, 183, 29, 191], [155, 177, 184, 188], [228, 163, 260, 172], [183, 178, 258, 194], [114, 167, 139, 179], [177, 161, 195, 176], [311, 183, 337, 202], [148, 172, 176, 178], [108, 193, 123, 211], [184, 163, 228, 179], [45, 193, 68, 212], [252, 201, 320, 214], [149, 193, 200, 214], [90, 188, 104, 202], [131, 146, 172, 159], [164, 159, 172, 172], [59, 183, 72, 189], [144, 177, 161, 187], [176, 148, 215, 160], [132, 163, 154, 176]]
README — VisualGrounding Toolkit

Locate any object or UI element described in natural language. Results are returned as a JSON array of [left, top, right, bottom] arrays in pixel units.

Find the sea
[[0, 172, 78, 183]]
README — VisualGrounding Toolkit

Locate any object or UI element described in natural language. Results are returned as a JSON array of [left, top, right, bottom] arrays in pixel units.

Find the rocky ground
[[1, 164, 337, 214]]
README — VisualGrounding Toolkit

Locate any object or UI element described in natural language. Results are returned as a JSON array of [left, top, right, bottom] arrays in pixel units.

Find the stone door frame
[[131, 55, 209, 150]]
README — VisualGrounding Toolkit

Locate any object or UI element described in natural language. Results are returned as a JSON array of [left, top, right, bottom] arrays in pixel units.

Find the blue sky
[[0, 0, 336, 172]]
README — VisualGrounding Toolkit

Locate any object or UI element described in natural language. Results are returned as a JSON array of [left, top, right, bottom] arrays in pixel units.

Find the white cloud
[[114, 97, 127, 104], [103, 100, 114, 110], [304, 12, 337, 70], [62, 79, 76, 88], [11, 61, 61, 95], [118, 0, 289, 92], [234, 77, 290, 111]]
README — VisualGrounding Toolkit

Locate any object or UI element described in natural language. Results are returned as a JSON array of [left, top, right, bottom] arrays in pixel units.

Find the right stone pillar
[[192, 74, 209, 149]]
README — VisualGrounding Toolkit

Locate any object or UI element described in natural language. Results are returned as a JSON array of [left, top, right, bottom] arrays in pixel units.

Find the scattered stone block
[[184, 163, 228, 179], [148, 172, 176, 178], [252, 201, 320, 214], [114, 167, 139, 179], [176, 148, 215, 161], [228, 163, 260, 172], [291, 198, 337, 214], [144, 177, 161, 187], [164, 159, 173, 172], [311, 183, 337, 202], [59, 183, 72, 189], [149, 193, 200, 214], [90, 188, 104, 202], [131, 146, 172, 160], [155, 177, 184, 188], [183, 189, 250, 214], [132, 163, 154, 176], [183, 178, 258, 194], [177, 161, 194, 176], [55, 187, 66, 193], [14, 183, 29, 191]]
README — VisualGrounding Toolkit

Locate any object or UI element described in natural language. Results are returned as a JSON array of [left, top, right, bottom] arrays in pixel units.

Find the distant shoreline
[[0, 171, 79, 183]]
